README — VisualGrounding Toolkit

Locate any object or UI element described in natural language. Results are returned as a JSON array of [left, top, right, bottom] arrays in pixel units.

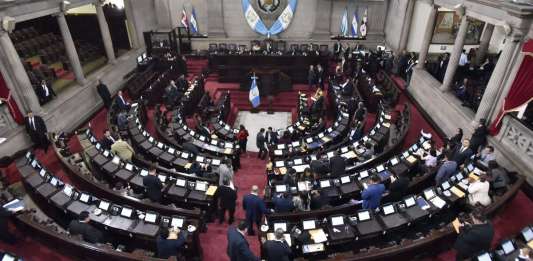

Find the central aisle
[[233, 111, 292, 152], [200, 152, 267, 261]]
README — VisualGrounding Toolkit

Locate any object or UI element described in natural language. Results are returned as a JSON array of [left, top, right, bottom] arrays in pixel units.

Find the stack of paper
[[206, 186, 218, 196], [309, 229, 328, 243], [430, 196, 446, 209], [406, 155, 417, 164], [450, 187, 466, 198], [452, 218, 461, 233]]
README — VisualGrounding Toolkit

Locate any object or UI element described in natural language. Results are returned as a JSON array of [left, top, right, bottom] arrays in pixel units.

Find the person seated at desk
[[486, 161, 509, 194], [272, 192, 294, 213], [100, 129, 116, 150], [435, 153, 457, 185], [292, 192, 310, 212], [361, 175, 386, 210], [282, 168, 297, 187], [187, 157, 204, 177], [156, 227, 187, 259], [262, 228, 292, 261], [329, 154, 346, 177], [476, 146, 496, 169], [388, 172, 409, 202], [516, 247, 533, 261], [420, 148, 438, 174], [452, 139, 474, 166], [111, 136, 135, 162], [266, 127, 278, 146], [310, 190, 328, 210], [143, 166, 163, 202], [467, 174, 491, 207], [453, 208, 494, 260], [340, 78, 354, 96], [298, 168, 313, 182], [360, 142, 375, 161], [68, 211, 104, 244]]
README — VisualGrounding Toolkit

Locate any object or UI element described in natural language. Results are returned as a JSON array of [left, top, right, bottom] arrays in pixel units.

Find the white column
[[441, 14, 469, 91], [0, 30, 41, 113], [398, 0, 416, 52], [474, 32, 522, 123], [123, 0, 139, 48], [56, 12, 86, 85], [476, 24, 495, 65], [95, 2, 116, 64], [416, 4, 437, 69]]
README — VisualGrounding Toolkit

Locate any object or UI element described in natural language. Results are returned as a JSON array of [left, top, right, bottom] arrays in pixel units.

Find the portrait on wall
[[432, 11, 485, 45]]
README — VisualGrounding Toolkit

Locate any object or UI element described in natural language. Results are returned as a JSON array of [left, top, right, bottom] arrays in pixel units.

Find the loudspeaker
[[2, 16, 15, 33]]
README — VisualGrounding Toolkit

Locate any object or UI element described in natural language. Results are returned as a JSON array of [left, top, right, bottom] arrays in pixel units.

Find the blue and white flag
[[190, 7, 198, 34], [340, 8, 349, 36], [249, 74, 260, 108], [242, 0, 297, 36], [351, 11, 358, 37]]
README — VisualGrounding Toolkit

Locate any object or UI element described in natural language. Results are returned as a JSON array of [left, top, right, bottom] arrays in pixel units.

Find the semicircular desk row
[[258, 154, 524, 260], [272, 102, 410, 176], [80, 128, 218, 215], [16, 152, 203, 260]]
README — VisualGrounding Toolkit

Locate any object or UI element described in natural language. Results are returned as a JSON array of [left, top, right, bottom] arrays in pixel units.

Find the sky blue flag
[[190, 7, 199, 34], [249, 74, 260, 108], [340, 7, 348, 36], [351, 11, 358, 37]]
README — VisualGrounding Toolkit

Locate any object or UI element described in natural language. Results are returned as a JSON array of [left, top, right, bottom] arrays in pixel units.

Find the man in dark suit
[[333, 40, 342, 59], [35, 79, 56, 105], [100, 129, 115, 150], [0, 206, 16, 244], [340, 78, 354, 96], [142, 166, 163, 202], [156, 227, 187, 259], [272, 192, 294, 213], [437, 53, 449, 82], [24, 111, 49, 152], [68, 211, 104, 244], [452, 139, 474, 166], [214, 178, 237, 224], [227, 221, 259, 261], [96, 79, 112, 109], [453, 209, 494, 260], [243, 185, 269, 235], [329, 154, 346, 177], [263, 228, 291, 261], [177, 74, 188, 91], [265, 127, 278, 146], [388, 172, 410, 202], [115, 90, 130, 111], [256, 128, 267, 160]]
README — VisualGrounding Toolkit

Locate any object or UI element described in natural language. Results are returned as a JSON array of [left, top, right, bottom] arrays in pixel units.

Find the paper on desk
[[206, 186, 218, 196], [3, 199, 24, 213], [342, 151, 357, 159], [450, 186, 466, 198], [468, 173, 479, 181], [184, 163, 192, 169], [430, 196, 446, 209], [274, 150, 283, 156], [528, 240, 533, 249], [309, 229, 328, 243], [406, 155, 417, 164], [298, 181, 311, 191], [452, 218, 461, 234], [321, 136, 332, 143], [224, 148, 233, 154], [382, 122, 391, 128]]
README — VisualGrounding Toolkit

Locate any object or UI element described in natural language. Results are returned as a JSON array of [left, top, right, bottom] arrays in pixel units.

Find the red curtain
[[490, 54, 533, 134], [0, 72, 24, 124]]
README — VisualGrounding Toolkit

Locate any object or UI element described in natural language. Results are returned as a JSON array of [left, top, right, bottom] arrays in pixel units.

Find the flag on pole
[[249, 74, 260, 108], [351, 11, 358, 37], [360, 8, 368, 37], [180, 7, 189, 29], [190, 7, 198, 34], [340, 7, 348, 37]]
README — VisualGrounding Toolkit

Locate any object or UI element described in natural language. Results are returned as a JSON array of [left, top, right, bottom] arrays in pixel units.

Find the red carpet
[[1, 61, 532, 261]]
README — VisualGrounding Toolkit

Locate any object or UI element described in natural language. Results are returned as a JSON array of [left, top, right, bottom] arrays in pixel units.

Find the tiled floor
[[233, 111, 292, 152]]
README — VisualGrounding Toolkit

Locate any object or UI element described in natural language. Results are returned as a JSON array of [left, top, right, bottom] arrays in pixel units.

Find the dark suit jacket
[[35, 83, 56, 104], [329, 156, 346, 177], [24, 116, 47, 144], [453, 223, 494, 259], [453, 147, 473, 165], [266, 131, 278, 144], [156, 232, 186, 259], [214, 185, 237, 210], [96, 83, 112, 107], [243, 194, 268, 222], [115, 95, 129, 111], [272, 196, 294, 213], [143, 175, 163, 202], [68, 220, 104, 244], [388, 176, 409, 202], [263, 240, 291, 261], [256, 133, 266, 149], [227, 227, 259, 261], [100, 136, 115, 150]]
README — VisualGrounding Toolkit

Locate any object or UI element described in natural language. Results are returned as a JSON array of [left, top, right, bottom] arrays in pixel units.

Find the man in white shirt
[[36, 80, 56, 105], [467, 174, 491, 207], [458, 49, 469, 80]]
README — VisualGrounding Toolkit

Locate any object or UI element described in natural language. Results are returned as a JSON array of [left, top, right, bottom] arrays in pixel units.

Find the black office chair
[[300, 44, 309, 52], [289, 44, 299, 52], [218, 43, 227, 52], [208, 43, 218, 52], [278, 41, 287, 52]]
